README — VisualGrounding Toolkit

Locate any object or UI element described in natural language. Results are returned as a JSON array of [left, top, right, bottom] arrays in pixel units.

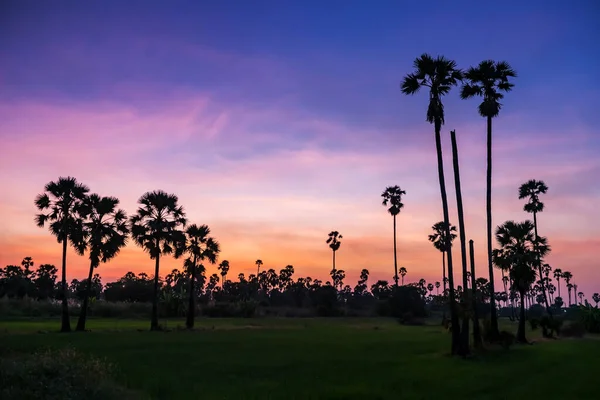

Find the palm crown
[[326, 231, 342, 252], [460, 60, 516, 118], [130, 190, 187, 259], [428, 221, 457, 252], [518, 179, 548, 214], [74, 194, 129, 267], [381, 186, 406, 216], [492, 220, 550, 291], [182, 224, 220, 268], [401, 53, 463, 125], [35, 176, 90, 242]]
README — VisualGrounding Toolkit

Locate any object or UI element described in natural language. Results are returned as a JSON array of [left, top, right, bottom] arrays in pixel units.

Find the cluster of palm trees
[[35, 179, 220, 332]]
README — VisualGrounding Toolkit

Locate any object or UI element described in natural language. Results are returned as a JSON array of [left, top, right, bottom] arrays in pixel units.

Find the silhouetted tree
[[181, 224, 219, 328], [130, 190, 187, 330], [493, 220, 550, 343], [326, 231, 342, 284], [563, 271, 573, 306], [35, 176, 90, 332], [461, 60, 516, 336], [592, 293, 599, 307], [399, 267, 407, 285], [428, 221, 457, 297], [519, 179, 551, 315], [381, 185, 406, 286], [255, 259, 263, 276], [450, 129, 471, 354], [218, 260, 230, 287], [469, 240, 482, 347], [73, 194, 128, 331]]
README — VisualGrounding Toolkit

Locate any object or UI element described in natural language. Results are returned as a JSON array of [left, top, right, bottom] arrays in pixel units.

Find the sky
[[1, 0, 599, 298]]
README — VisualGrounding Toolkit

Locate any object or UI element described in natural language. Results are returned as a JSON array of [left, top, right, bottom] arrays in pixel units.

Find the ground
[[0, 317, 598, 399]]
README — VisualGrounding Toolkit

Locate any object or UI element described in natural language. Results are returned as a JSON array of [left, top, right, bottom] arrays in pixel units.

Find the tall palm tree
[[399, 266, 407, 285], [35, 176, 90, 332], [577, 291, 584, 304], [255, 259, 263, 276], [326, 231, 342, 275], [492, 220, 550, 343], [553, 268, 563, 298], [181, 224, 219, 329], [218, 260, 230, 287], [381, 186, 406, 287], [73, 194, 128, 331], [130, 190, 187, 330], [562, 271, 573, 306], [428, 222, 457, 296], [518, 179, 550, 313], [461, 60, 516, 336], [450, 129, 471, 353]]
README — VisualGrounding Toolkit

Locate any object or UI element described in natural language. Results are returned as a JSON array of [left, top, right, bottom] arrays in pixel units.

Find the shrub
[[0, 348, 142, 400], [577, 305, 600, 333], [561, 321, 585, 338]]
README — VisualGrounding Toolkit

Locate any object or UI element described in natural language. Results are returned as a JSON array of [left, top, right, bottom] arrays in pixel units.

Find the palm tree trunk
[[434, 120, 460, 355], [76, 260, 95, 331], [517, 289, 527, 343], [557, 278, 561, 298], [60, 235, 71, 333], [151, 246, 160, 331], [486, 116, 499, 336], [442, 251, 446, 293], [469, 239, 482, 347], [451, 130, 470, 355], [532, 212, 552, 317], [393, 214, 398, 287], [186, 254, 197, 329]]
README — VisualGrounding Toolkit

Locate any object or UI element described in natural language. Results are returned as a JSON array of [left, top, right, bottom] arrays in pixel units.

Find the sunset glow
[[1, 1, 598, 296]]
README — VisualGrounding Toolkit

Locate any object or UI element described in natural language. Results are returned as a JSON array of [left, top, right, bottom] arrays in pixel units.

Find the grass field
[[1, 317, 598, 399]]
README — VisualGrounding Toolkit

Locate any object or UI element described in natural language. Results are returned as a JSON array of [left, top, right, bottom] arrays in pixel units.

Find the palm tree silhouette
[[130, 190, 187, 330], [399, 266, 407, 285], [218, 260, 230, 287], [435, 281, 440, 295], [461, 60, 516, 336], [553, 268, 563, 298], [181, 224, 219, 328], [326, 231, 342, 280], [428, 221, 457, 296], [493, 220, 549, 343], [562, 271, 573, 306], [577, 291, 584, 304], [73, 194, 128, 331], [35, 176, 90, 332], [255, 259, 263, 276], [468, 239, 482, 347], [518, 179, 551, 313], [592, 293, 599, 307], [381, 185, 406, 287]]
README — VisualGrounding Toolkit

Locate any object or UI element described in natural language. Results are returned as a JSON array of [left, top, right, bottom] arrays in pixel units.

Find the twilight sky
[[1, 0, 599, 296]]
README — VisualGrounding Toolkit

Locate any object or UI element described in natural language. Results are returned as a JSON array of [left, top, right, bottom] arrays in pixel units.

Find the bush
[[0, 348, 142, 400], [386, 286, 427, 319], [577, 305, 600, 333], [561, 321, 585, 338]]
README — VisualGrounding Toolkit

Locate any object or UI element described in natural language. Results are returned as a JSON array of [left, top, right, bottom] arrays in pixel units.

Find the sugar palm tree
[[592, 293, 600, 307], [326, 231, 342, 274], [35, 176, 90, 332], [492, 220, 550, 343], [381, 185, 406, 287], [428, 221, 457, 295], [468, 239, 482, 347], [181, 224, 219, 329], [461, 60, 516, 336], [130, 190, 187, 330], [73, 194, 128, 331], [577, 291, 584, 304], [553, 268, 563, 298], [399, 266, 407, 285], [518, 179, 551, 314], [450, 129, 471, 353], [255, 259, 263, 276], [563, 271, 573, 306], [218, 260, 230, 287]]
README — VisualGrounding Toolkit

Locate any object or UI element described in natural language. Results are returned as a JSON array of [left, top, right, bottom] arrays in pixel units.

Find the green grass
[[1, 317, 598, 399]]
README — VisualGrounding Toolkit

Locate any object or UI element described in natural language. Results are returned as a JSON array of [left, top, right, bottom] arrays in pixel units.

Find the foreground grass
[[1, 318, 598, 399]]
